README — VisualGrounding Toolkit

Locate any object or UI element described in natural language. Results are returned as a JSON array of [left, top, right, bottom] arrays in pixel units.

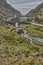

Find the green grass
[[0, 24, 43, 65], [20, 24, 43, 38], [33, 42, 43, 46]]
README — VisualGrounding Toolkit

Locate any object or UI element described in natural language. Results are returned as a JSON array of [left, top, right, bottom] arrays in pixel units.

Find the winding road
[[7, 17, 43, 48], [31, 23, 43, 27], [7, 17, 43, 27], [21, 33, 43, 48], [15, 22, 43, 48]]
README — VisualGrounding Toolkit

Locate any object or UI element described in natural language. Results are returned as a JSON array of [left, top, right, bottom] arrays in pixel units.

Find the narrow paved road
[[31, 23, 43, 27], [7, 17, 43, 48], [7, 17, 43, 27], [21, 33, 43, 48]]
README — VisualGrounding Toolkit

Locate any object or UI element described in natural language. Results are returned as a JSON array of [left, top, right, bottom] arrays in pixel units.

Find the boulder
[[33, 52, 41, 56], [1, 54, 6, 58]]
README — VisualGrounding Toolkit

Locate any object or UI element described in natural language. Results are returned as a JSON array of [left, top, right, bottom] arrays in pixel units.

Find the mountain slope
[[26, 3, 43, 17], [0, 0, 21, 21], [26, 3, 43, 24]]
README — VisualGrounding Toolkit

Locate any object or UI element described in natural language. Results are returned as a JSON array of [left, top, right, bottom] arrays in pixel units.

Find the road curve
[[21, 33, 43, 48], [6, 17, 43, 27], [7, 17, 43, 48], [31, 23, 43, 27]]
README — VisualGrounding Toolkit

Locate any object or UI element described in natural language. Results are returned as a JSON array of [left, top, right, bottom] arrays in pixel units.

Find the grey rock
[[1, 54, 6, 58]]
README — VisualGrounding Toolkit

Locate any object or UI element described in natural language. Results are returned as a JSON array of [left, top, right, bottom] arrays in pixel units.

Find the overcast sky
[[6, 0, 43, 15]]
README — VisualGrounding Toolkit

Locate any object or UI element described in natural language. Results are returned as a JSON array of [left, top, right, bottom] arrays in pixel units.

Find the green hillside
[[26, 3, 43, 24], [0, 24, 43, 65]]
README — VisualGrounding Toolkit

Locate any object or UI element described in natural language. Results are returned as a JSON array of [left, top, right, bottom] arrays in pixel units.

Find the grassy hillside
[[26, 3, 43, 24], [0, 24, 43, 65]]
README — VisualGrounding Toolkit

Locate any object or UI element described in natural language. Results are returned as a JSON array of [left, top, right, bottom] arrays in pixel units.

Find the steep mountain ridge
[[0, 0, 21, 21]]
